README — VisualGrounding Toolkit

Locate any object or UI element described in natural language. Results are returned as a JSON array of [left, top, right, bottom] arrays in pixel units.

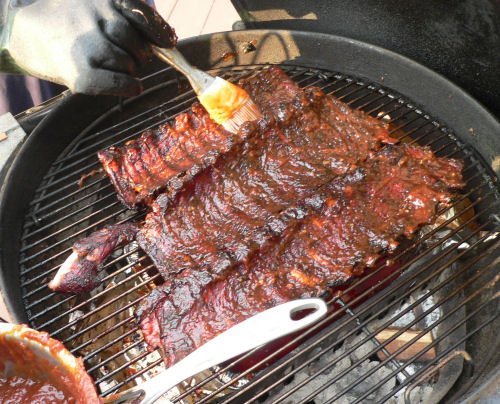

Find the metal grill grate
[[18, 65, 499, 403]]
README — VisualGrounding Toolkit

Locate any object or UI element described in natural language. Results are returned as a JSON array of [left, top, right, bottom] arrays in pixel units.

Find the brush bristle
[[199, 77, 261, 132], [222, 99, 262, 133]]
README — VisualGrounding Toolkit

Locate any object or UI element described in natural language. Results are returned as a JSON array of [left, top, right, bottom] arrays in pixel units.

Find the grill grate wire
[[18, 65, 499, 402]]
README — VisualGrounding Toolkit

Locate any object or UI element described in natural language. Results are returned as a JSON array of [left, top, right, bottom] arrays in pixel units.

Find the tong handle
[[107, 298, 327, 404]]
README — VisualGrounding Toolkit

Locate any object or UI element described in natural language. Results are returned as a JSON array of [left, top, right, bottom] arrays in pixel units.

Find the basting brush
[[152, 46, 262, 133], [113, 0, 262, 133]]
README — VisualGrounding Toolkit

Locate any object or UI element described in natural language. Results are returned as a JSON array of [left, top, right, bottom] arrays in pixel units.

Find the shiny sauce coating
[[0, 376, 70, 403], [0, 324, 100, 404]]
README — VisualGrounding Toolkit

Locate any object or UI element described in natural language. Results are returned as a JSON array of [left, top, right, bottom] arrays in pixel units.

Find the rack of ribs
[[135, 144, 464, 366], [131, 66, 395, 277], [49, 66, 464, 371], [98, 103, 232, 208], [50, 66, 396, 294]]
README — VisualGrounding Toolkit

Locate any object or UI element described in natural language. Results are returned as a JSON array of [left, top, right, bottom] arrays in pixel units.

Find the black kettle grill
[[0, 1, 498, 403]]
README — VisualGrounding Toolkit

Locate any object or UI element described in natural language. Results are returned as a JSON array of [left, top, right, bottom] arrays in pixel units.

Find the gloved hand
[[0, 0, 175, 96], [112, 0, 177, 49]]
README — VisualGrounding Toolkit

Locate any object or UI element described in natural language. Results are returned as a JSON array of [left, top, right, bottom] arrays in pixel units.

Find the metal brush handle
[[107, 298, 327, 404], [152, 46, 214, 95]]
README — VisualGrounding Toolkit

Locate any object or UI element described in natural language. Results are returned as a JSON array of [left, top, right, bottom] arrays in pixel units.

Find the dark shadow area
[[231, 0, 500, 119]]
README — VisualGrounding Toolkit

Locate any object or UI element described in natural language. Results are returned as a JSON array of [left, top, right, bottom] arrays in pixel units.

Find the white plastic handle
[[109, 298, 327, 404]]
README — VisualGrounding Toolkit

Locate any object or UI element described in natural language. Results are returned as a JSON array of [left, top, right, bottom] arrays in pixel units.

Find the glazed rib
[[48, 223, 138, 293], [98, 103, 234, 207], [136, 144, 464, 366], [136, 67, 395, 283]]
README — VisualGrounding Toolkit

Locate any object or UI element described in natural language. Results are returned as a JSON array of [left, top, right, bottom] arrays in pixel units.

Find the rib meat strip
[[48, 223, 138, 293], [135, 144, 464, 366], [98, 67, 393, 208], [98, 103, 233, 208]]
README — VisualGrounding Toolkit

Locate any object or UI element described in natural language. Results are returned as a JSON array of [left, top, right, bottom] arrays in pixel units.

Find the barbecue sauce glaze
[[0, 376, 69, 403]]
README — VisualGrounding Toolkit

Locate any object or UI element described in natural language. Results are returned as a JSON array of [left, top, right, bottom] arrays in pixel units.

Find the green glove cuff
[[0, 0, 26, 74], [0, 48, 25, 73]]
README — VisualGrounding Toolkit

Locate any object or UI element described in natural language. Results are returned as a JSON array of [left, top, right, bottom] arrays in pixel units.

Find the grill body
[[0, 30, 498, 402], [231, 0, 500, 119]]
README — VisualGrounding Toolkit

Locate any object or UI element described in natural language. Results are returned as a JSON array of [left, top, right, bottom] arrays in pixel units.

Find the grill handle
[[105, 298, 327, 404]]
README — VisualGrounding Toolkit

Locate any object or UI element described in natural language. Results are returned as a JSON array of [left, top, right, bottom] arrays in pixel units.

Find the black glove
[[0, 0, 174, 96], [112, 0, 177, 49]]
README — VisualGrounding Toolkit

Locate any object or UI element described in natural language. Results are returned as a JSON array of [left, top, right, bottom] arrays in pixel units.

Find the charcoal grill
[[0, 31, 499, 403]]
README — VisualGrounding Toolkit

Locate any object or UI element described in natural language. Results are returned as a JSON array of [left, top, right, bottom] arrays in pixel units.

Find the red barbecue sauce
[[0, 325, 100, 404], [0, 375, 69, 403]]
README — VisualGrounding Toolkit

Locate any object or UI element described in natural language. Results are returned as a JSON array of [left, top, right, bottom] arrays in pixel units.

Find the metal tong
[[105, 298, 327, 403]]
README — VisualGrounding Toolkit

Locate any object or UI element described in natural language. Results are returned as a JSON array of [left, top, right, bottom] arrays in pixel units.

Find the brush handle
[[152, 46, 214, 95], [106, 299, 327, 404]]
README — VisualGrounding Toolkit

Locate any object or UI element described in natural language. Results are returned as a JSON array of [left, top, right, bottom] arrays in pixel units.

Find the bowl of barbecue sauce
[[0, 322, 100, 403]]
